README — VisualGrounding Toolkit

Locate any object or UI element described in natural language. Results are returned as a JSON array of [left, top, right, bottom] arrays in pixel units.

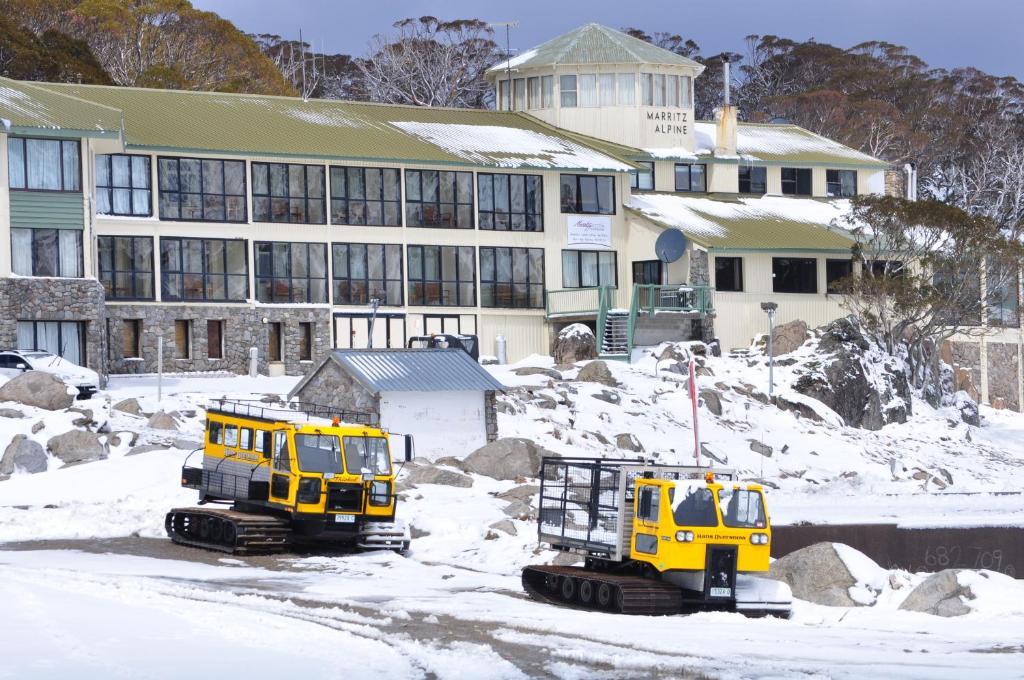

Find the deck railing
[[545, 287, 605, 317], [633, 284, 715, 317]]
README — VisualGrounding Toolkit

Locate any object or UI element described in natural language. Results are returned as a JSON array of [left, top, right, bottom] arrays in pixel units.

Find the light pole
[[760, 302, 778, 397], [367, 298, 381, 348]]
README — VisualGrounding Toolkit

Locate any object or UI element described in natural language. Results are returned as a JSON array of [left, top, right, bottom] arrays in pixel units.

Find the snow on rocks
[[1, 435, 47, 475], [461, 438, 552, 480], [551, 323, 597, 365], [576, 360, 617, 387], [46, 429, 107, 465], [0, 371, 76, 410], [769, 542, 862, 606]]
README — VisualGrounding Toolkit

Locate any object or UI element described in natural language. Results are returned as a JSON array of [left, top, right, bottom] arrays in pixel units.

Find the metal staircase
[[600, 311, 630, 357]]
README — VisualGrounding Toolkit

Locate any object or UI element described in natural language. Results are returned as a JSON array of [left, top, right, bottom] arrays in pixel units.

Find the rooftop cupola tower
[[486, 23, 705, 153]]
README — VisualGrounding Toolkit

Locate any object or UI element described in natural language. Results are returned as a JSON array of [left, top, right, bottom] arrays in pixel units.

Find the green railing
[[632, 284, 715, 318], [545, 287, 604, 318]]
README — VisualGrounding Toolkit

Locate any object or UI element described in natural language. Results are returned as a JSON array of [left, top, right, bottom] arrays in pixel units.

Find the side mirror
[[16, 363, 28, 371], [403, 434, 414, 463]]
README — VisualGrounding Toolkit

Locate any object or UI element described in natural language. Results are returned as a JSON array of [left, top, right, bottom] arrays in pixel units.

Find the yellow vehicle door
[[269, 430, 293, 505], [632, 480, 666, 563]]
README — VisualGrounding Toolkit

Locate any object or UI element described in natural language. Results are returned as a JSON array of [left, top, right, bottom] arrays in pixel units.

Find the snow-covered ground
[[2, 354, 1023, 678]]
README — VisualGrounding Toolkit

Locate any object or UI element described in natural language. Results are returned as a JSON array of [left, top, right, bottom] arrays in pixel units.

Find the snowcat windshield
[[718, 487, 767, 529], [294, 434, 344, 474], [670, 484, 719, 527], [343, 436, 392, 476]]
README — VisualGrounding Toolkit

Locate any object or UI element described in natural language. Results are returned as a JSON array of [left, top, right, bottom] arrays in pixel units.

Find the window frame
[[97, 235, 155, 301], [174, 319, 192, 360], [560, 75, 577, 108], [479, 246, 545, 309], [122, 319, 142, 359], [330, 166, 401, 227], [16, 321, 86, 365], [674, 163, 707, 193], [7, 137, 81, 193], [207, 320, 224, 360], [825, 258, 854, 294], [159, 237, 249, 302], [825, 169, 858, 198], [772, 257, 818, 294], [477, 172, 544, 231], [331, 242, 404, 307], [630, 161, 655, 192], [251, 162, 326, 224], [254, 241, 328, 304], [559, 173, 616, 215], [403, 169, 475, 229], [406, 244, 477, 307], [714, 256, 744, 292], [781, 167, 813, 196], [738, 166, 767, 195], [10, 228, 83, 278], [156, 156, 247, 223], [95, 153, 152, 216], [561, 249, 618, 289]]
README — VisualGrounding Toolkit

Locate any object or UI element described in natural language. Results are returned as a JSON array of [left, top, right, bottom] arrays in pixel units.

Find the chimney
[[715, 57, 737, 157]]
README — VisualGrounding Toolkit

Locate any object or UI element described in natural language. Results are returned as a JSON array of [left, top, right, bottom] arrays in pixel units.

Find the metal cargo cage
[[537, 456, 735, 561]]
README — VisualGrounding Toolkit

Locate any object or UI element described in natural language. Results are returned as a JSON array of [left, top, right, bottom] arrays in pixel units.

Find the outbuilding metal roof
[[0, 77, 122, 137], [291, 349, 505, 398]]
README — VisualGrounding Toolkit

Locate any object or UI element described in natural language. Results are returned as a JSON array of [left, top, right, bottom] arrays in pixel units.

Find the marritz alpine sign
[[648, 110, 688, 135]]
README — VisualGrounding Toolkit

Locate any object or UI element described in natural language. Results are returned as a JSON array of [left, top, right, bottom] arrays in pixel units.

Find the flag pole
[[689, 356, 701, 466]]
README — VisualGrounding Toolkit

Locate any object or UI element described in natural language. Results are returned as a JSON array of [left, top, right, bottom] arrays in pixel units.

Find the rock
[[488, 519, 518, 536], [112, 398, 144, 416], [577, 360, 617, 387], [46, 430, 107, 465], [1, 435, 47, 474], [0, 371, 75, 411], [172, 438, 203, 451], [31, 420, 45, 434], [552, 551, 582, 566], [592, 389, 621, 405], [898, 570, 972, 617], [774, 395, 826, 423], [954, 391, 980, 426], [480, 356, 499, 366], [462, 438, 553, 480], [503, 500, 536, 519], [770, 319, 808, 356], [768, 542, 858, 607], [615, 433, 644, 452], [127, 443, 170, 456], [0, 408, 26, 419], [108, 431, 139, 448], [700, 443, 728, 465], [146, 411, 179, 430], [735, 382, 771, 405], [700, 388, 723, 416], [749, 440, 773, 457], [434, 456, 466, 470], [514, 367, 562, 380], [409, 526, 431, 539], [551, 323, 597, 365], [67, 407, 94, 427], [586, 431, 610, 446], [495, 484, 539, 502], [403, 465, 474, 488], [531, 394, 558, 410]]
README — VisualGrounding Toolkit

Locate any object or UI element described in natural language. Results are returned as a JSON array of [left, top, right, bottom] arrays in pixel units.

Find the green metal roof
[[695, 121, 887, 167], [488, 23, 703, 73], [25, 81, 633, 171], [627, 193, 857, 251], [0, 77, 122, 137]]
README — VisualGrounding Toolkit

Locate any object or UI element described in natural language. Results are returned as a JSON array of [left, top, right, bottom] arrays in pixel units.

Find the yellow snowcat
[[522, 457, 792, 617], [166, 400, 412, 555]]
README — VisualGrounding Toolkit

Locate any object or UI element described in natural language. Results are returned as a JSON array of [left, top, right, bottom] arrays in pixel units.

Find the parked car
[[0, 350, 99, 399]]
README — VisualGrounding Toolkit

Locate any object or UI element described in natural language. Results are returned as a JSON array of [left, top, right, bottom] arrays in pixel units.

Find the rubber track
[[522, 565, 683, 616], [165, 507, 291, 556]]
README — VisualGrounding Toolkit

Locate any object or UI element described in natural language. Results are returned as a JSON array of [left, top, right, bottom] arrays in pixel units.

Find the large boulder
[[146, 411, 179, 430], [403, 464, 473, 488], [768, 542, 859, 606], [0, 371, 75, 411], [577, 360, 617, 387], [551, 324, 597, 365], [461, 437, 553, 480], [954, 391, 980, 426], [0, 408, 26, 419], [898, 570, 972, 617], [770, 319, 809, 356], [514, 367, 562, 380], [1, 435, 47, 474], [791, 316, 911, 430], [112, 398, 144, 416], [46, 430, 107, 465]]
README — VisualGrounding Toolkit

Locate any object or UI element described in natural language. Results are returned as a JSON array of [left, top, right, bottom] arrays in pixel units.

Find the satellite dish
[[655, 228, 687, 263]]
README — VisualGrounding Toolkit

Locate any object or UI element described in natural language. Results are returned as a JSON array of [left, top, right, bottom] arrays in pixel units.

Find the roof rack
[[206, 399, 379, 427]]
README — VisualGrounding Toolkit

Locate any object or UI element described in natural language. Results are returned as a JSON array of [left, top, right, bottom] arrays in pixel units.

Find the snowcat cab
[[406, 333, 479, 361], [522, 457, 792, 617], [166, 400, 413, 555]]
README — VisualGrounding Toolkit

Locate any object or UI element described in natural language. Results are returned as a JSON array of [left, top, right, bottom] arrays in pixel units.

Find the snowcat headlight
[[675, 530, 695, 543], [297, 478, 322, 504], [750, 533, 769, 545]]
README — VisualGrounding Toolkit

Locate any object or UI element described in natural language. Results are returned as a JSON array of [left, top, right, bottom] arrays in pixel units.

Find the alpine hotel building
[[1, 24, 1020, 409]]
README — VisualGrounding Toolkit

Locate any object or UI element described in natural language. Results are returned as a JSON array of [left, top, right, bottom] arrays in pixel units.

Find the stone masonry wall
[[484, 390, 498, 442], [292, 361, 379, 420], [689, 249, 709, 286], [0, 278, 107, 373], [949, 341, 982, 402], [104, 304, 332, 376], [884, 169, 907, 198], [986, 342, 1021, 410]]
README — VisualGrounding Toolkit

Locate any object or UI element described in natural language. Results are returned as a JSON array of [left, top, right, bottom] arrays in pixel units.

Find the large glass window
[[514, 78, 526, 111], [674, 164, 706, 193], [681, 76, 693, 108], [560, 174, 615, 214], [7, 137, 80, 191], [560, 75, 577, 107], [738, 166, 767, 194], [617, 73, 636, 105], [16, 321, 86, 365], [599, 73, 615, 106], [404, 169, 474, 228], [826, 169, 857, 198], [527, 76, 540, 109], [579, 74, 598, 107], [157, 157, 246, 222], [332, 243, 403, 306], [343, 436, 392, 476], [718, 488, 766, 529], [95, 154, 151, 216], [671, 485, 719, 527], [97, 235, 154, 299], [160, 237, 248, 301], [826, 259, 854, 294], [330, 166, 401, 227], [987, 257, 1020, 328], [10, 228, 82, 277], [295, 434, 344, 474], [254, 242, 328, 304], [562, 250, 617, 288], [630, 162, 654, 191], [542, 75, 554, 108], [480, 247, 544, 309], [252, 162, 325, 224], [478, 173, 543, 231], [407, 245, 476, 306], [781, 168, 812, 196], [772, 257, 818, 294], [715, 257, 743, 292]]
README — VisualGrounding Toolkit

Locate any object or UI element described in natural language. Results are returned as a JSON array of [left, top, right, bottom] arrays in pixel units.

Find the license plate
[[334, 514, 355, 524], [710, 587, 732, 597]]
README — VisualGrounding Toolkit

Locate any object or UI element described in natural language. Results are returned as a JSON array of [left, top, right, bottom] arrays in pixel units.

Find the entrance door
[[334, 313, 407, 349], [633, 260, 663, 285]]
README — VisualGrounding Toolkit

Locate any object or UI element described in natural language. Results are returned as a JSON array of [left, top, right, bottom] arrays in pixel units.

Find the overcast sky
[[194, 0, 1021, 79]]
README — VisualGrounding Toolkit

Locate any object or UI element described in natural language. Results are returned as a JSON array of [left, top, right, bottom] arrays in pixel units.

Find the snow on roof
[[627, 193, 858, 250], [0, 85, 57, 128], [391, 121, 635, 171], [692, 122, 884, 165], [490, 48, 539, 72]]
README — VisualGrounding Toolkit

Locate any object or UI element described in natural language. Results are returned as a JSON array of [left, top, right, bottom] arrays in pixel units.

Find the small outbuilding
[[288, 348, 505, 460]]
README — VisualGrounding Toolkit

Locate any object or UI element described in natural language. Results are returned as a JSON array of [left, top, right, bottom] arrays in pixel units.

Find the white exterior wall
[[0, 131, 9, 277], [379, 390, 487, 460]]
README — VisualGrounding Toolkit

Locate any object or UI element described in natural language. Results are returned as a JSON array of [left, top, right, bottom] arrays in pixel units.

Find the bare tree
[[358, 17, 500, 108]]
